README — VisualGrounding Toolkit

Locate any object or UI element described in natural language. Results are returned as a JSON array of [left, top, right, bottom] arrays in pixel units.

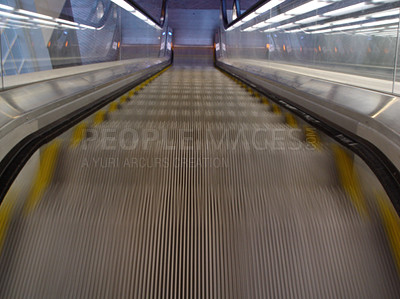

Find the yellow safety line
[[0, 192, 16, 252], [70, 122, 87, 148], [119, 94, 128, 104], [271, 104, 281, 115], [332, 144, 368, 217], [378, 195, 400, 275], [25, 140, 61, 214], [304, 125, 321, 150], [93, 110, 107, 126], [108, 101, 119, 113], [261, 97, 269, 105], [286, 113, 298, 128]]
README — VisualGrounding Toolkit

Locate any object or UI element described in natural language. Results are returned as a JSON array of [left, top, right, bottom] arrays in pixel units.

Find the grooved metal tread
[[0, 66, 399, 298]]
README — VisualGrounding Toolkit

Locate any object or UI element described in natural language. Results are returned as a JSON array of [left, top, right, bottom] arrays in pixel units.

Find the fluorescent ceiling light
[[306, 23, 330, 30], [111, 0, 135, 12], [312, 29, 332, 33], [32, 18, 58, 26], [331, 24, 361, 31], [39, 25, 56, 29], [264, 28, 276, 32], [61, 24, 79, 29], [356, 26, 386, 32], [80, 24, 96, 30], [277, 23, 297, 29], [6, 19, 32, 26], [372, 0, 397, 2], [286, 0, 332, 16], [295, 15, 327, 24], [266, 13, 293, 23], [324, 2, 376, 17], [132, 10, 147, 20], [330, 17, 366, 26], [242, 12, 258, 22], [368, 8, 400, 19], [56, 18, 79, 26], [286, 28, 304, 33], [243, 27, 257, 31], [361, 18, 399, 27], [0, 4, 13, 11], [252, 21, 271, 28], [227, 20, 244, 31], [0, 11, 29, 20], [17, 9, 53, 20], [255, 0, 284, 14]]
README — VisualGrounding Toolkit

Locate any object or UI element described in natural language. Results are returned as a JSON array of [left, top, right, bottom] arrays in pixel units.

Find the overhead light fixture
[[60, 24, 79, 30], [264, 28, 276, 32], [286, 28, 304, 33], [111, 0, 135, 12], [56, 18, 79, 26], [324, 2, 376, 17], [17, 9, 53, 20], [80, 24, 96, 30], [266, 13, 294, 24], [277, 23, 297, 29], [255, 0, 285, 14], [286, 0, 332, 16], [295, 15, 327, 24], [311, 28, 332, 34], [306, 24, 330, 30], [361, 18, 399, 27], [242, 12, 258, 23], [31, 18, 58, 26], [330, 17, 366, 26], [132, 10, 147, 20], [331, 24, 361, 31], [252, 21, 271, 28], [6, 19, 32, 26], [0, 4, 14, 11], [0, 10, 29, 20], [227, 20, 244, 31], [371, 0, 397, 3], [243, 27, 257, 32], [368, 8, 400, 19]]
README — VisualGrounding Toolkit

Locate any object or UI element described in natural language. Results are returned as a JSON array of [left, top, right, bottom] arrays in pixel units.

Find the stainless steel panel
[[0, 57, 170, 163], [217, 59, 400, 172]]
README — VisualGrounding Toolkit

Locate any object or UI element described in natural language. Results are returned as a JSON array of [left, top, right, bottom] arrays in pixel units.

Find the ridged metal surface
[[1, 67, 399, 298]]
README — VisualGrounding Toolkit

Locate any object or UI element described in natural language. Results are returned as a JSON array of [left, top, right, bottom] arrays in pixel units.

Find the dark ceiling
[[133, 0, 260, 20]]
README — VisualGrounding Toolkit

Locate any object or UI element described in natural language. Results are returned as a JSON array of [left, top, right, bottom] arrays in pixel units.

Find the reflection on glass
[[223, 0, 400, 94], [0, 0, 166, 89]]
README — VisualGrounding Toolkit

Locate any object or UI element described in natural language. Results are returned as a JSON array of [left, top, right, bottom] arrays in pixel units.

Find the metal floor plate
[[0, 67, 399, 298]]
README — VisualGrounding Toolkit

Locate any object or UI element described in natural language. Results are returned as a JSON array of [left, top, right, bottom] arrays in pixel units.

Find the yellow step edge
[[119, 94, 128, 104], [93, 110, 107, 126], [378, 195, 400, 275], [0, 192, 16, 252], [128, 90, 135, 98], [304, 125, 321, 150], [271, 104, 281, 115], [108, 101, 119, 113], [70, 122, 87, 148], [286, 113, 298, 128], [25, 140, 61, 214], [261, 97, 269, 105], [332, 144, 368, 217]]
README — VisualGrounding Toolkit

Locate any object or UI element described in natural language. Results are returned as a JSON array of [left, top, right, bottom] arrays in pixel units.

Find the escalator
[[0, 65, 399, 298]]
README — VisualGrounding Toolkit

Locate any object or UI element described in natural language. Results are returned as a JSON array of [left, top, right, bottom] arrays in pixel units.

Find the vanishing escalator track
[[0, 66, 399, 298]]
